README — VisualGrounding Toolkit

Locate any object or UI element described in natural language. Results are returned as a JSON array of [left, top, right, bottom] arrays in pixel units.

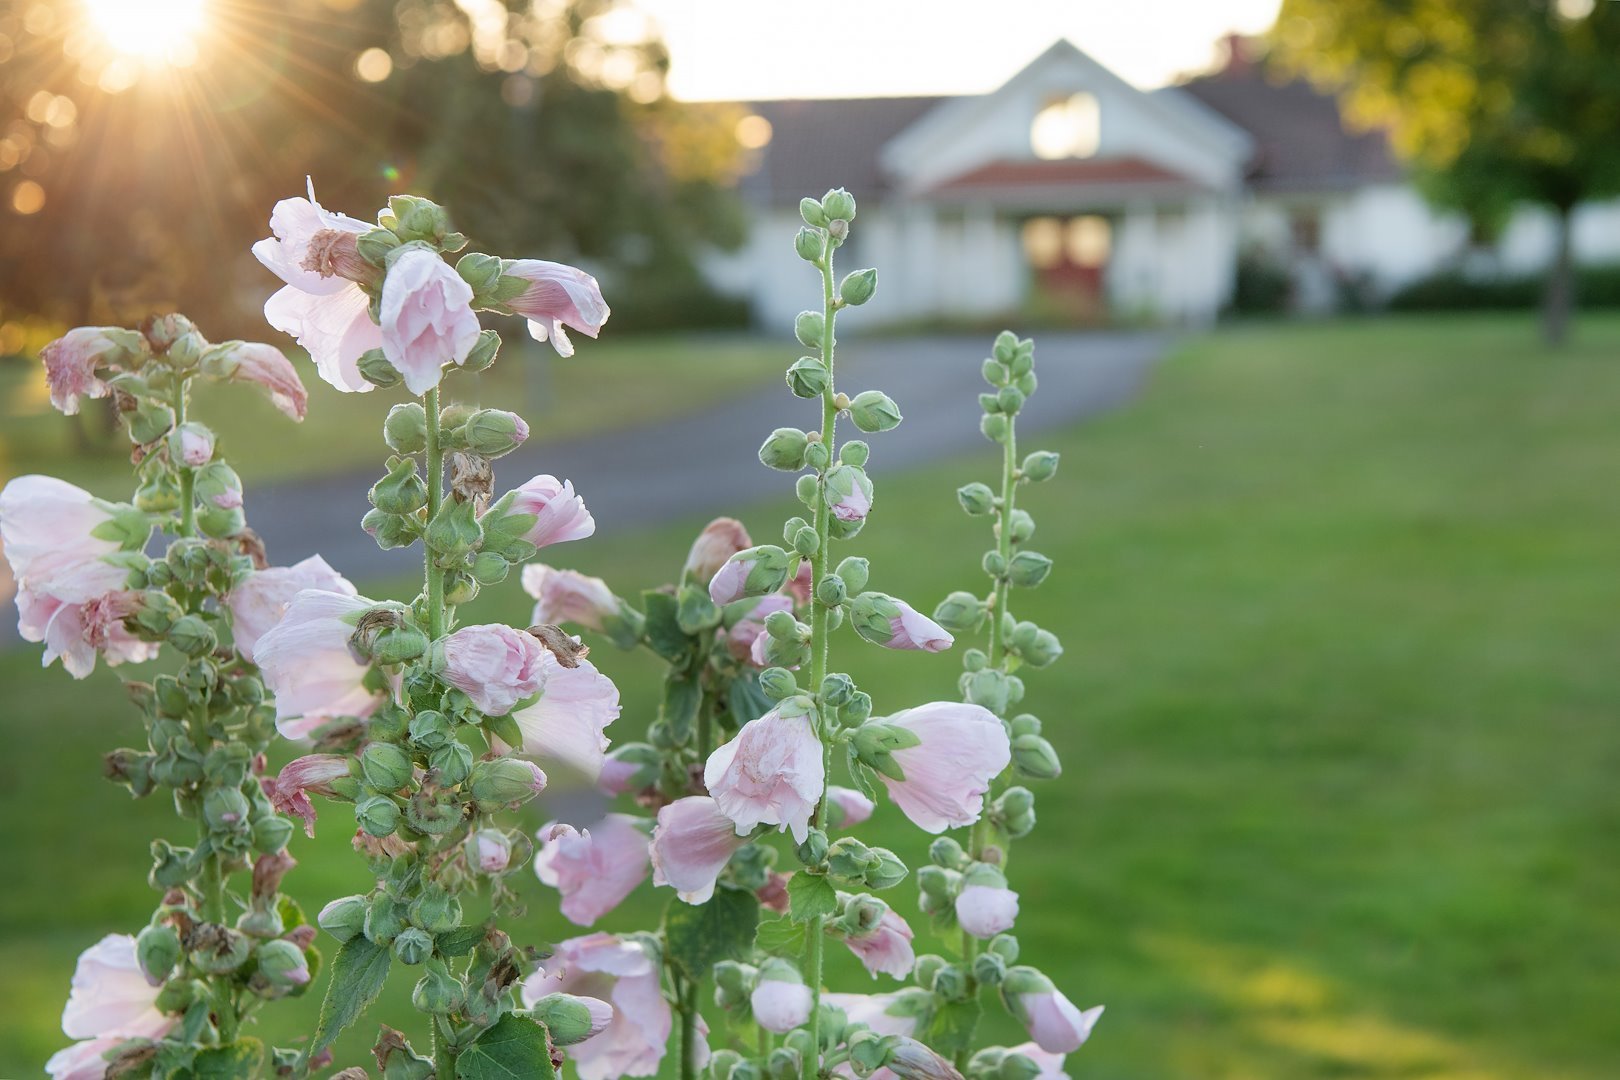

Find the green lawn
[[0, 333, 779, 492], [3, 313, 1618, 1078]]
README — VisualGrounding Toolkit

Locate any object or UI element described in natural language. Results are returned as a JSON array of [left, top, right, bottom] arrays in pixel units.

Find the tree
[[0, 0, 743, 339], [1271, 0, 1620, 344]]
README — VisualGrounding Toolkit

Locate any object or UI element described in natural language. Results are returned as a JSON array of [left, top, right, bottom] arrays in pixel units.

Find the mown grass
[[2, 313, 1618, 1078]]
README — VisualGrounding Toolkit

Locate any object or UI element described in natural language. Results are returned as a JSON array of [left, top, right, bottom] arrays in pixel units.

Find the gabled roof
[[1177, 39, 1401, 192], [924, 156, 1206, 207], [733, 96, 945, 209]]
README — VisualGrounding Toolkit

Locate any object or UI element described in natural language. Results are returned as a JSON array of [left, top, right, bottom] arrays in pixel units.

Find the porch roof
[[920, 156, 1208, 209]]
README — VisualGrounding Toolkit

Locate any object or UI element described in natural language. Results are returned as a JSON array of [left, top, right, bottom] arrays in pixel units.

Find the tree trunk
[[1541, 204, 1575, 347]]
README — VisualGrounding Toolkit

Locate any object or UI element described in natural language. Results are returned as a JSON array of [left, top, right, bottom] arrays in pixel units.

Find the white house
[[702, 38, 1620, 326]]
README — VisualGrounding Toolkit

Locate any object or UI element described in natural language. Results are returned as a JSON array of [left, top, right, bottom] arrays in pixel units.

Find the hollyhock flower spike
[[379, 246, 481, 394], [650, 796, 751, 904], [703, 704, 824, 844], [252, 588, 386, 738], [254, 181, 382, 392], [533, 816, 652, 926], [503, 258, 611, 357], [504, 650, 621, 779], [520, 933, 671, 1080], [227, 554, 355, 663], [876, 701, 1009, 833], [435, 623, 546, 717]]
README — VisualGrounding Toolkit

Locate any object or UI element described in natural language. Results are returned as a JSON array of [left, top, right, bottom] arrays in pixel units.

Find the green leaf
[[924, 999, 982, 1056], [662, 674, 701, 746], [276, 895, 309, 931], [485, 711, 523, 752], [192, 1037, 265, 1079], [307, 935, 392, 1060], [663, 887, 760, 980], [754, 917, 808, 957], [642, 591, 691, 663], [727, 674, 773, 729], [436, 924, 487, 957], [786, 873, 838, 923], [455, 1014, 556, 1080]]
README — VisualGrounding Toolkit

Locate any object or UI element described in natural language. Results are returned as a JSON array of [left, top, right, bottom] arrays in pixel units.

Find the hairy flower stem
[[174, 379, 196, 538], [804, 235, 840, 1080], [424, 385, 447, 639], [676, 971, 700, 1080]]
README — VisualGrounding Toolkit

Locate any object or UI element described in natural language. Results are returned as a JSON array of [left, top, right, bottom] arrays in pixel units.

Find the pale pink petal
[[879, 702, 1009, 834], [650, 796, 750, 904], [533, 815, 652, 926], [703, 708, 823, 844]]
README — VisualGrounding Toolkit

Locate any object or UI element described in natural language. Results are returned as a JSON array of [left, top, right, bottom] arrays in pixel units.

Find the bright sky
[[634, 0, 1286, 101]]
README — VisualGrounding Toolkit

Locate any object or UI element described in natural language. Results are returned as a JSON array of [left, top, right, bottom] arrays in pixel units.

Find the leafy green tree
[[1271, 0, 1620, 343]]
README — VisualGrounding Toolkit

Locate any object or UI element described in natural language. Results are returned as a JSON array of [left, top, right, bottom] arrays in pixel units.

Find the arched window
[[1030, 92, 1101, 160]]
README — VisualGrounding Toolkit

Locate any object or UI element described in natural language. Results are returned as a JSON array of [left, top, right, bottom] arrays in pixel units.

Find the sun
[[82, 0, 208, 62]]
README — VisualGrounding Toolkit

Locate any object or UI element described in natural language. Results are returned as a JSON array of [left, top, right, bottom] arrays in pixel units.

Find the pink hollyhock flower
[[1013, 990, 1102, 1055], [685, 517, 751, 586], [844, 907, 915, 980], [830, 480, 871, 524], [504, 475, 595, 549], [41, 327, 126, 415], [224, 342, 309, 421], [888, 601, 952, 652], [534, 815, 652, 926], [228, 555, 355, 663], [380, 246, 481, 394], [505, 259, 610, 357], [704, 707, 823, 844], [467, 829, 514, 874], [254, 182, 382, 393], [1007, 1045, 1069, 1080], [887, 1039, 962, 1080], [822, 992, 919, 1038], [49, 934, 175, 1079], [596, 756, 642, 797], [723, 594, 792, 665], [266, 754, 352, 837], [503, 650, 620, 779], [173, 424, 213, 467], [750, 966, 812, 1033], [521, 564, 619, 632], [15, 587, 156, 679], [649, 796, 750, 904], [955, 884, 1019, 939], [707, 560, 751, 606], [253, 589, 385, 738], [521, 933, 670, 1080], [438, 623, 546, 717], [827, 785, 875, 828], [879, 702, 1009, 833]]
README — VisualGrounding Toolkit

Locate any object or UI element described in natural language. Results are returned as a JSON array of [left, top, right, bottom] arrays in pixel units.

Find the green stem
[[803, 240, 840, 1080], [175, 379, 196, 538], [424, 385, 446, 639], [433, 1024, 453, 1080], [675, 971, 699, 1080]]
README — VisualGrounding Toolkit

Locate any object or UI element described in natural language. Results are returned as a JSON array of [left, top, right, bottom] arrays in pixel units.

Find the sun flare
[[82, 0, 208, 62]]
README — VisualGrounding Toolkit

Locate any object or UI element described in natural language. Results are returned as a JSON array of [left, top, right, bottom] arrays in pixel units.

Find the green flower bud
[[787, 357, 829, 398], [755, 428, 811, 473], [253, 815, 295, 855], [848, 390, 901, 433], [912, 953, 947, 990], [455, 251, 504, 298], [442, 570, 479, 606], [800, 198, 829, 228], [360, 742, 414, 792], [1007, 509, 1036, 543], [826, 836, 872, 879], [408, 710, 453, 750], [155, 977, 204, 1014], [763, 610, 802, 641], [461, 410, 529, 458], [461, 329, 501, 374], [758, 667, 799, 700], [796, 828, 830, 867], [362, 508, 419, 551], [795, 311, 826, 348], [104, 748, 155, 797], [997, 386, 1026, 415], [1020, 629, 1063, 668], [254, 939, 311, 994], [760, 635, 811, 669], [1021, 450, 1059, 482], [982, 357, 1009, 387], [713, 959, 757, 999], [424, 498, 482, 567], [805, 441, 831, 470], [193, 462, 246, 538], [355, 794, 400, 837], [356, 226, 401, 266], [203, 787, 250, 832], [318, 896, 369, 943], [982, 550, 1008, 578], [795, 472, 819, 507], [839, 268, 877, 306], [466, 758, 546, 808], [358, 347, 404, 389], [932, 964, 970, 1002], [393, 926, 434, 965], [767, 1048, 801, 1080], [127, 399, 175, 445], [191, 925, 253, 975], [428, 741, 473, 787], [964, 668, 1010, 714], [791, 524, 820, 556], [134, 472, 181, 513], [364, 894, 408, 946], [1011, 733, 1061, 780], [864, 847, 908, 889], [839, 442, 870, 469], [821, 188, 856, 222], [795, 227, 824, 262], [929, 837, 968, 869], [412, 965, 465, 1015], [136, 924, 181, 985], [375, 622, 431, 665], [995, 1050, 1036, 1080], [530, 992, 610, 1046], [831, 557, 868, 595], [371, 456, 427, 516], [711, 545, 793, 604], [711, 1049, 745, 1080], [408, 884, 462, 934], [388, 194, 452, 244], [994, 787, 1036, 838], [1006, 550, 1052, 589], [167, 614, 217, 658], [1015, 369, 1037, 395], [406, 789, 463, 835], [149, 840, 194, 888], [815, 574, 847, 607], [990, 933, 1020, 963], [992, 331, 1019, 363], [956, 482, 996, 516], [840, 691, 872, 724], [819, 672, 855, 708], [932, 591, 986, 634], [383, 403, 428, 454]]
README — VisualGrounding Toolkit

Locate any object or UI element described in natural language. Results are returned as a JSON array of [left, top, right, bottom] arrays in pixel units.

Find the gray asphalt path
[[245, 330, 1172, 580]]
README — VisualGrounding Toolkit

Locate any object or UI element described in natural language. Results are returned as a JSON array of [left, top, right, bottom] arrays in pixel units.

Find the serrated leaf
[[436, 924, 487, 957], [786, 873, 838, 923], [662, 674, 701, 745], [754, 917, 809, 956], [191, 1037, 265, 1079], [307, 935, 391, 1060], [663, 888, 760, 980], [925, 999, 982, 1056], [455, 1014, 556, 1080], [727, 674, 773, 729], [642, 591, 691, 663]]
